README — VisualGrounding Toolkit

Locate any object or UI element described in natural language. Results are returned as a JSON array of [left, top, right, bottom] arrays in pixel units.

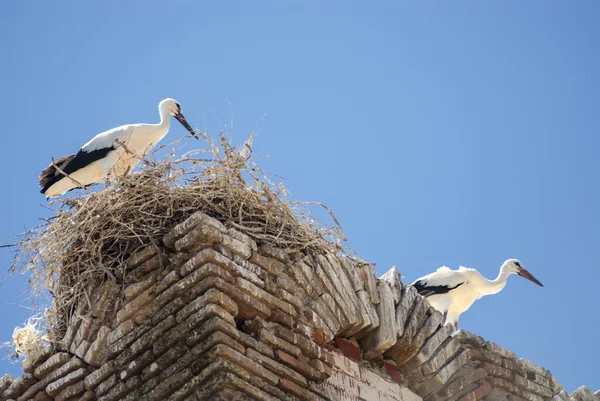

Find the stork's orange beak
[[175, 113, 198, 140], [518, 268, 544, 287]]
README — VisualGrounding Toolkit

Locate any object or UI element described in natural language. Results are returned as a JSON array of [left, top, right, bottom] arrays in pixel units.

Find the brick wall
[[0, 211, 596, 401]]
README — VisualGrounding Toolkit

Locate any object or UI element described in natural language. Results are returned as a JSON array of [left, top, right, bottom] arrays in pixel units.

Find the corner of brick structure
[[1, 211, 596, 400]]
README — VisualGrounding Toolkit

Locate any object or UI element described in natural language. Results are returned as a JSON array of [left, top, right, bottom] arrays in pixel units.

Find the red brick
[[335, 337, 361, 361], [384, 362, 405, 384]]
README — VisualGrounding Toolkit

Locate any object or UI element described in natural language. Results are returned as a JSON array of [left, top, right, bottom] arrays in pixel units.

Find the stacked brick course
[[1, 211, 596, 400]]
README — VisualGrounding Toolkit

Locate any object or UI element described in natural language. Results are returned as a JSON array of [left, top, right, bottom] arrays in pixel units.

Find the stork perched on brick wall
[[39, 98, 197, 198], [411, 259, 543, 329]]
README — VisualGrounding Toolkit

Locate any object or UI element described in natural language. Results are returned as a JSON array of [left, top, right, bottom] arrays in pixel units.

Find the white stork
[[39, 98, 197, 198], [411, 259, 543, 329]]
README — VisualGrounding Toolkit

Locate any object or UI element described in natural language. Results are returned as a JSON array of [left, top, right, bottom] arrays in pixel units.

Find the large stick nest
[[7, 130, 361, 341]]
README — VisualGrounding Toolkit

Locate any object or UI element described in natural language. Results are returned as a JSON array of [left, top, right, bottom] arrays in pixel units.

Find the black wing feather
[[412, 280, 465, 298], [39, 146, 115, 194]]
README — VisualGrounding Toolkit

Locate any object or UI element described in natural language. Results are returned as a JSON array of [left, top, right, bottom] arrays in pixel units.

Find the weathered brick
[[457, 381, 493, 401], [105, 324, 151, 360], [46, 368, 87, 397], [125, 254, 167, 283], [469, 347, 503, 366], [126, 245, 159, 269], [393, 308, 444, 368], [171, 359, 250, 399], [220, 232, 253, 259], [246, 348, 307, 387], [145, 368, 193, 400], [488, 378, 522, 395], [178, 288, 238, 322], [106, 320, 135, 346], [274, 325, 327, 360], [189, 276, 271, 320], [277, 288, 303, 312], [279, 378, 319, 400], [518, 359, 551, 377], [84, 361, 115, 390], [379, 266, 403, 304], [98, 376, 140, 401], [116, 288, 154, 324], [503, 358, 526, 377], [361, 281, 398, 360], [238, 331, 274, 359], [186, 316, 240, 347], [55, 380, 85, 401], [417, 349, 471, 397], [483, 362, 512, 380], [34, 353, 71, 379], [236, 277, 296, 316], [357, 264, 380, 304], [521, 390, 545, 401], [175, 224, 223, 252], [163, 211, 226, 249], [513, 375, 553, 397], [403, 297, 429, 343], [306, 298, 341, 338], [3, 372, 36, 399], [222, 345, 280, 385], [21, 345, 54, 374], [312, 258, 355, 332], [123, 274, 157, 302], [0, 374, 14, 394], [425, 367, 487, 401], [269, 308, 295, 328], [337, 256, 364, 292], [259, 244, 290, 263], [250, 252, 284, 275], [320, 254, 366, 334], [34, 390, 55, 401], [155, 263, 233, 307], [486, 342, 517, 360], [150, 296, 185, 326], [95, 374, 117, 398], [290, 259, 324, 298], [181, 249, 264, 289], [275, 350, 322, 381], [421, 336, 461, 376], [356, 288, 379, 332], [250, 375, 297, 401], [84, 326, 111, 367], [118, 316, 176, 367], [395, 285, 418, 337], [141, 343, 188, 381], [455, 330, 487, 348], [153, 305, 234, 355], [525, 372, 553, 389], [260, 328, 302, 358]]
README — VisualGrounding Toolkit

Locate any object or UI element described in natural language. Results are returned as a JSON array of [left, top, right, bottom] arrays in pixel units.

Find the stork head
[[504, 259, 543, 287], [159, 98, 198, 139]]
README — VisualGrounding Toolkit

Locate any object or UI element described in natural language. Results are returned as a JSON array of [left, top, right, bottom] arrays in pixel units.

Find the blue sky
[[0, 1, 598, 393]]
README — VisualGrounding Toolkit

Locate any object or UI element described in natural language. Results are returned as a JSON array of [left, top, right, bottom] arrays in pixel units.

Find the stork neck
[[157, 107, 172, 129], [483, 266, 511, 295]]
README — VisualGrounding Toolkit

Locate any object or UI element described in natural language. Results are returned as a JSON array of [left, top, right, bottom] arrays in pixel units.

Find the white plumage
[[411, 259, 543, 329], [39, 98, 197, 198]]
